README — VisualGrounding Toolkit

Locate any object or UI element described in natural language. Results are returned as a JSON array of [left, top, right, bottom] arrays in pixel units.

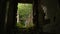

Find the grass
[[16, 22, 34, 29]]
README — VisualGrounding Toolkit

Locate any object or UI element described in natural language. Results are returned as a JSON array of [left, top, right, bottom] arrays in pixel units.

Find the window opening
[[16, 3, 34, 28]]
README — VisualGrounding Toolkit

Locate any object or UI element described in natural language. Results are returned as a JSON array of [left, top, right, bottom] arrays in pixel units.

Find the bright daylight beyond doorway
[[16, 3, 34, 28]]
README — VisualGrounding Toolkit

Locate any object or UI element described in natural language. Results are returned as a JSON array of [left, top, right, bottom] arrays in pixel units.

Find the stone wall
[[41, 0, 59, 34]]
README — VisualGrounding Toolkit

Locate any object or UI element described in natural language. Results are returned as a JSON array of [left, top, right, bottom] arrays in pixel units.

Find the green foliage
[[16, 22, 25, 28], [17, 3, 33, 28], [18, 3, 32, 19]]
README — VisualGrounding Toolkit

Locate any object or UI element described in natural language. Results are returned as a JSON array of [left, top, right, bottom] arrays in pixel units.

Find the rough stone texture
[[41, 0, 59, 34]]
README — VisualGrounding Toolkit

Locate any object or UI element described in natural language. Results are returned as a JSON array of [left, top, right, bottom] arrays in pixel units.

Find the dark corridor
[[0, 0, 60, 34]]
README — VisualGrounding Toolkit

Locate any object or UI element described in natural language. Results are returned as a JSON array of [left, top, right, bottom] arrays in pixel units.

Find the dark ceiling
[[18, 0, 33, 3]]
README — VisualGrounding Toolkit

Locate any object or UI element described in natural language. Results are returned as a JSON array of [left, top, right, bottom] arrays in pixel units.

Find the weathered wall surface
[[40, 0, 59, 33]]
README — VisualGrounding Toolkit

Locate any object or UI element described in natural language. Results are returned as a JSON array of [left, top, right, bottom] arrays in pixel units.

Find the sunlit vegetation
[[16, 3, 34, 28]]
